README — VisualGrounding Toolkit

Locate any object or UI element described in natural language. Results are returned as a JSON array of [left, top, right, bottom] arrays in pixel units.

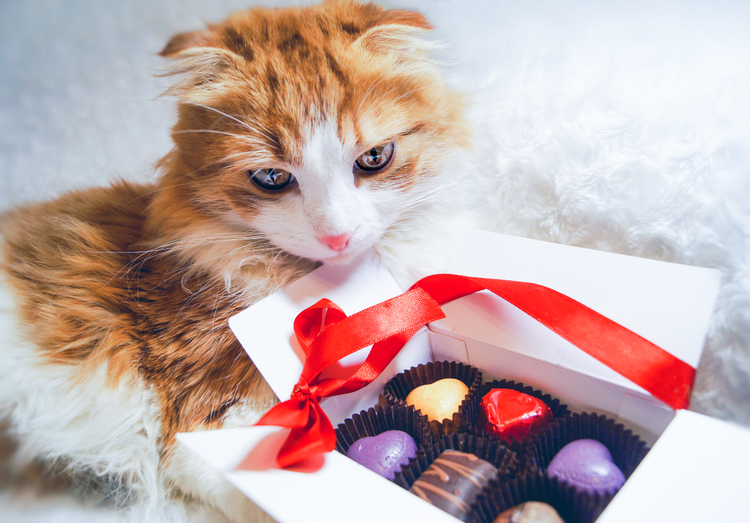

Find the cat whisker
[[125, 156, 259, 207], [119, 235, 251, 264], [183, 101, 280, 148], [183, 101, 261, 136], [111, 235, 256, 294], [135, 237, 282, 286], [235, 116, 279, 146], [172, 129, 270, 150], [395, 173, 474, 211]]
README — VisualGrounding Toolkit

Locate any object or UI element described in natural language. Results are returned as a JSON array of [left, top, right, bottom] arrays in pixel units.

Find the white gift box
[[177, 231, 750, 522]]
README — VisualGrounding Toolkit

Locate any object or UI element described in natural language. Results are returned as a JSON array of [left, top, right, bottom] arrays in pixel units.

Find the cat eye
[[248, 168, 295, 191], [354, 142, 395, 173]]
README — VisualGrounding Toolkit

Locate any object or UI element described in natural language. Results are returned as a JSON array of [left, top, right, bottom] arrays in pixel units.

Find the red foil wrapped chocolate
[[480, 389, 553, 442]]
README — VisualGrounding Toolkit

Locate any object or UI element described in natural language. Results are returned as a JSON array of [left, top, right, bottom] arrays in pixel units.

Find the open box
[[177, 231, 750, 522]]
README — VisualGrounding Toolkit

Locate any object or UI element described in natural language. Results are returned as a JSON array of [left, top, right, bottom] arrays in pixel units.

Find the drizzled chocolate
[[409, 449, 499, 520]]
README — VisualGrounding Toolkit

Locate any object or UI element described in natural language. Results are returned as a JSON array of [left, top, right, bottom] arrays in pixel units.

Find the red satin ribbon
[[256, 273, 695, 467], [255, 288, 446, 467]]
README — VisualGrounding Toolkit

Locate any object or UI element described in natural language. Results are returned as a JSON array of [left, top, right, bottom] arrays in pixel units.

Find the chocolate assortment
[[336, 362, 649, 523]]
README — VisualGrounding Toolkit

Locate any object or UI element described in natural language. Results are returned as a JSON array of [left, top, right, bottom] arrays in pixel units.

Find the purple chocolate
[[546, 439, 626, 495], [346, 430, 417, 480]]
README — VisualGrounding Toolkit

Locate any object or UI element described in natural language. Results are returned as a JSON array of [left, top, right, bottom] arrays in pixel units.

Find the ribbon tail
[[413, 273, 695, 411], [276, 400, 335, 468]]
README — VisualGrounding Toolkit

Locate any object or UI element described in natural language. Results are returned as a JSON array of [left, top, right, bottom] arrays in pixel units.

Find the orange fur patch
[[1, 183, 277, 446]]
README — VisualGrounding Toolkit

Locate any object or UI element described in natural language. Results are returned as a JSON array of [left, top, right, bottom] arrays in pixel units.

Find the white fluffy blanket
[[1, 0, 749, 521]]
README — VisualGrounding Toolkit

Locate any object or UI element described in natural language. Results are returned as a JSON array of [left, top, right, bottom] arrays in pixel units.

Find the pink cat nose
[[318, 232, 353, 252]]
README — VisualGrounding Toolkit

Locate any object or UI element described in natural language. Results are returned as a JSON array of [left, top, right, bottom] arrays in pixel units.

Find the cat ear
[[381, 9, 433, 31], [355, 8, 434, 56], [160, 29, 224, 57], [159, 30, 245, 103]]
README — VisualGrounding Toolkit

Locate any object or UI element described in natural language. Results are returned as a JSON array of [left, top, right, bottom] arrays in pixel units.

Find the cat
[[0, 1, 478, 521]]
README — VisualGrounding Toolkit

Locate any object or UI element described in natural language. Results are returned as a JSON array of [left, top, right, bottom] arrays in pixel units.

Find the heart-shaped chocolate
[[405, 378, 469, 422], [480, 388, 553, 442], [346, 430, 417, 480], [546, 439, 626, 495]]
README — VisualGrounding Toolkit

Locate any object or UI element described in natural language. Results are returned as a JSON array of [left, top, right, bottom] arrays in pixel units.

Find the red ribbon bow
[[256, 274, 695, 468], [255, 288, 446, 467]]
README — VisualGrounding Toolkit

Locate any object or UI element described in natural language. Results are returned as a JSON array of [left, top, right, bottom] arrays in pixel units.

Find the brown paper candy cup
[[523, 412, 649, 479], [470, 379, 570, 449], [383, 361, 482, 439], [393, 432, 519, 491], [335, 404, 433, 456], [394, 433, 519, 522], [467, 473, 612, 523]]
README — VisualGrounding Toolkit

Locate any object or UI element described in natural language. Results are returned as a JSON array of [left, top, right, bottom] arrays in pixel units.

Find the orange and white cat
[[0, 1, 476, 521]]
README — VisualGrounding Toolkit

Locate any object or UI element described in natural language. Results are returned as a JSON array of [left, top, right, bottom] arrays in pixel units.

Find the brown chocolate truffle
[[493, 502, 565, 523], [409, 449, 498, 519]]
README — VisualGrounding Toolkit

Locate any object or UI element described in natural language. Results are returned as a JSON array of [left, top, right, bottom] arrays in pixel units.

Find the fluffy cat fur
[[0, 1, 477, 521]]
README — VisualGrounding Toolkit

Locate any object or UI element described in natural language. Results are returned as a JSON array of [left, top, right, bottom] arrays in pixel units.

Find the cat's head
[[151, 0, 468, 280]]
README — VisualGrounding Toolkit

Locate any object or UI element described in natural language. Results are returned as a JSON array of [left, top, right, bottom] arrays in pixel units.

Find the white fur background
[[2, 0, 750, 521]]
